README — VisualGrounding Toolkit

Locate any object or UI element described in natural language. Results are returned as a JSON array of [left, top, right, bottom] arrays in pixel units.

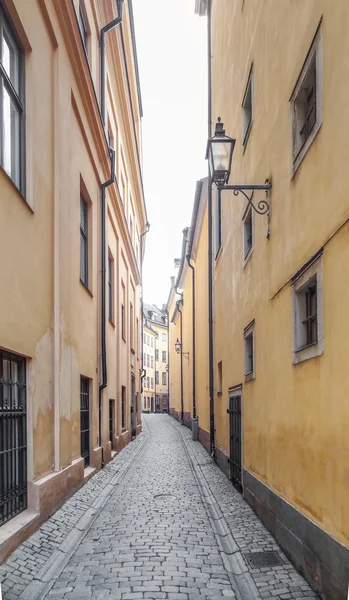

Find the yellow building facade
[[168, 180, 210, 438], [193, 1, 349, 598], [142, 322, 156, 412], [0, 0, 146, 560], [143, 304, 169, 413]]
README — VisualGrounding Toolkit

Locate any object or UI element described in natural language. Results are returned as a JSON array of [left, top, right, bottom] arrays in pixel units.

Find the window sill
[[244, 371, 255, 382], [291, 121, 322, 179], [293, 338, 323, 365], [215, 245, 223, 265], [243, 246, 254, 268], [0, 165, 32, 212], [80, 279, 93, 297]]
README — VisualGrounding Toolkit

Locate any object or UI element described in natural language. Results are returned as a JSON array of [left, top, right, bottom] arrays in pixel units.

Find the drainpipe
[[140, 223, 150, 398], [101, 0, 125, 128], [99, 146, 116, 461], [207, 0, 215, 457], [186, 255, 196, 420], [177, 300, 184, 425]]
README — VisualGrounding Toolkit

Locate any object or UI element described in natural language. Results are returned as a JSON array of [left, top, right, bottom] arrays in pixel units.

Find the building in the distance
[[142, 321, 156, 412], [143, 304, 169, 413]]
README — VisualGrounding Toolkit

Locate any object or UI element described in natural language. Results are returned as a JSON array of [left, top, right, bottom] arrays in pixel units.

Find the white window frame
[[292, 254, 323, 364], [243, 203, 253, 265], [290, 23, 322, 176], [244, 320, 255, 381], [242, 65, 253, 150]]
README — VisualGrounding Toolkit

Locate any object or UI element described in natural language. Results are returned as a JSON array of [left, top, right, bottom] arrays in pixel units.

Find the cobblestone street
[[0, 416, 318, 600]]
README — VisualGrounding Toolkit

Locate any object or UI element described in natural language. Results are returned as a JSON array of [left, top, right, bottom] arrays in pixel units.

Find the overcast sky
[[132, 0, 207, 309]]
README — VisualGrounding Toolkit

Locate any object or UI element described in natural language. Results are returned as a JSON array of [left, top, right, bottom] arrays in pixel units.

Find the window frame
[[244, 320, 255, 381], [162, 371, 167, 386], [242, 64, 253, 150], [0, 6, 25, 194], [290, 22, 322, 176], [155, 371, 159, 385], [292, 254, 323, 364], [162, 350, 166, 363]]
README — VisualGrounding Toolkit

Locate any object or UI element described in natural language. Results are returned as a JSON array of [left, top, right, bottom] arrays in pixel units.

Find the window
[[108, 254, 114, 322], [162, 333, 167, 342], [143, 333, 146, 344], [217, 361, 222, 396], [242, 66, 253, 148], [215, 187, 222, 257], [244, 321, 255, 381], [151, 377, 153, 388], [151, 356, 154, 368], [243, 206, 253, 261], [155, 371, 159, 384], [162, 351, 166, 363], [147, 377, 150, 388], [151, 338, 154, 348], [292, 253, 323, 364], [147, 335, 150, 345], [121, 282, 126, 341], [162, 395, 167, 406], [0, 9, 24, 192], [147, 355, 150, 367], [155, 349, 159, 361], [80, 196, 89, 286], [130, 303, 134, 349], [162, 372, 167, 385], [80, 377, 90, 467], [291, 24, 322, 173], [121, 386, 126, 430], [78, 3, 88, 56]]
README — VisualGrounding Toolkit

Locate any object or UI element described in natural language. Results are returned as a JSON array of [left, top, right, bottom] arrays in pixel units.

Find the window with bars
[[244, 321, 255, 380], [121, 386, 126, 430], [0, 7, 24, 192], [0, 350, 27, 525], [80, 377, 90, 467], [243, 206, 253, 260], [80, 196, 88, 286], [108, 254, 114, 322], [291, 24, 322, 171], [296, 277, 318, 349]]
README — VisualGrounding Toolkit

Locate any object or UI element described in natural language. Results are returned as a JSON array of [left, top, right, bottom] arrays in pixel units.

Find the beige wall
[[0, 0, 146, 544]]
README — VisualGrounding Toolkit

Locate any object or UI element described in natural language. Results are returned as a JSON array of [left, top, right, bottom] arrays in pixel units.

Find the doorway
[[228, 393, 242, 491]]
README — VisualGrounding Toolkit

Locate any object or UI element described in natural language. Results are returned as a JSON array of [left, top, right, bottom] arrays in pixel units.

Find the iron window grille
[[0, 350, 27, 525], [80, 196, 88, 286], [108, 255, 114, 322], [109, 400, 113, 444], [121, 386, 126, 430], [80, 377, 90, 467], [0, 7, 25, 192]]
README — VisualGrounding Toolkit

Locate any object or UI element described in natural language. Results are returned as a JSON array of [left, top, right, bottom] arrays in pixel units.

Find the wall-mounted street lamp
[[175, 338, 189, 359], [206, 117, 271, 216]]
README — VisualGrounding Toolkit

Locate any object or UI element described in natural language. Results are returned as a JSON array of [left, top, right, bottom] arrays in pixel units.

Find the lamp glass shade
[[207, 119, 236, 186]]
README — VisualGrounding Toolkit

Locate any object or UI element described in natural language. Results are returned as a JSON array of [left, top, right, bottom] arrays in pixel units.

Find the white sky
[[132, 0, 207, 308]]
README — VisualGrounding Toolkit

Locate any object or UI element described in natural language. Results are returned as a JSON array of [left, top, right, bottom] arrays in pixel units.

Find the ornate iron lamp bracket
[[217, 180, 271, 216]]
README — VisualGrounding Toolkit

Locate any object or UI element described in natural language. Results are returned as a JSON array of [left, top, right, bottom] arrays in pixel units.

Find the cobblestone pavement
[[0, 415, 319, 600]]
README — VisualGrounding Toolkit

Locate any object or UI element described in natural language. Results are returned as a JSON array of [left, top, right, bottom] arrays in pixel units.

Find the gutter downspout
[[140, 223, 150, 398], [207, 0, 215, 457], [177, 300, 184, 425], [101, 0, 125, 128], [99, 146, 116, 460], [186, 256, 196, 420]]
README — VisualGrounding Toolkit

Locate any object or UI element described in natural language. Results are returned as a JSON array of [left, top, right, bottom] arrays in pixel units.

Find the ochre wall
[[212, 0, 349, 546]]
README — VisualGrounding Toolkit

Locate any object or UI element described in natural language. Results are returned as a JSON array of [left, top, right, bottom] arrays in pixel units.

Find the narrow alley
[[1, 416, 318, 600]]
